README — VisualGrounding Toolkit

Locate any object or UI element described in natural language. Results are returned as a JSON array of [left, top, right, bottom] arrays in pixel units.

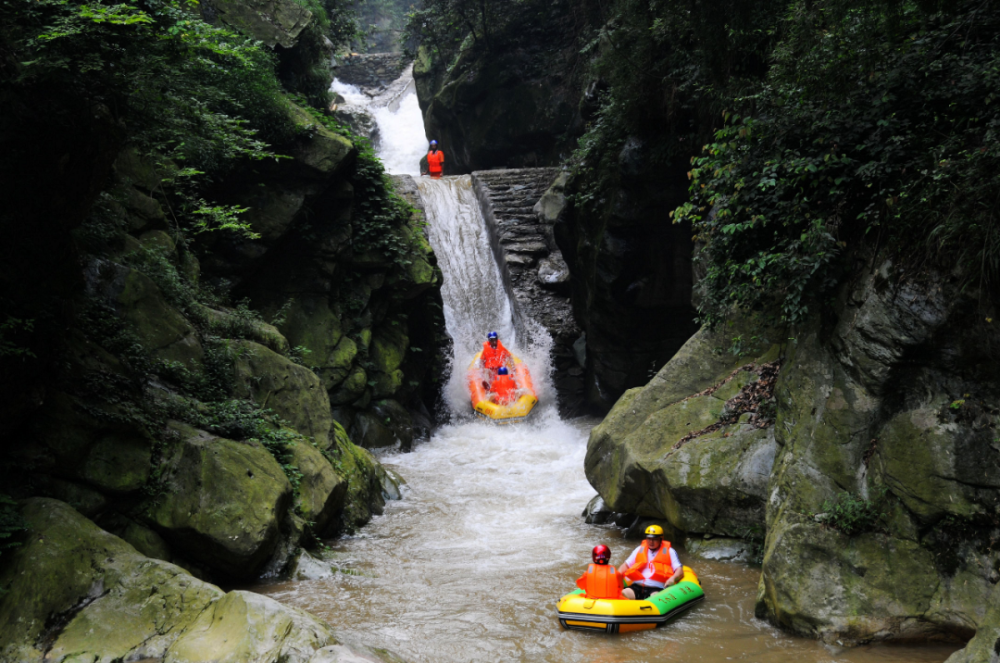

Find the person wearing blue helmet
[[480, 331, 511, 375], [426, 140, 444, 178], [489, 365, 518, 404]]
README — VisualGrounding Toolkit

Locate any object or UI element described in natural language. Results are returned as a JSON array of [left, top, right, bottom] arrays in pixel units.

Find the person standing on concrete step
[[426, 140, 444, 178]]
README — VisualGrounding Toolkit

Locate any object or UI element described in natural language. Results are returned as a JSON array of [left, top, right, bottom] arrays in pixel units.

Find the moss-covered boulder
[[0, 498, 382, 663], [145, 422, 292, 578], [164, 590, 335, 663], [288, 102, 356, 179], [233, 340, 333, 446], [349, 399, 413, 451], [21, 391, 153, 495], [277, 295, 359, 391], [0, 498, 223, 663], [115, 267, 203, 367], [323, 420, 392, 534], [586, 325, 780, 536], [288, 437, 346, 532], [206, 0, 313, 49]]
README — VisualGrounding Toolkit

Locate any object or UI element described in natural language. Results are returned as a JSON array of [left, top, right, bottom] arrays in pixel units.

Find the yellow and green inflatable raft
[[557, 566, 704, 633]]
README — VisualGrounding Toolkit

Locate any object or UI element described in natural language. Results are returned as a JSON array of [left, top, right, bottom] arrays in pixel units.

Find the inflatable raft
[[467, 352, 538, 423], [557, 566, 705, 633]]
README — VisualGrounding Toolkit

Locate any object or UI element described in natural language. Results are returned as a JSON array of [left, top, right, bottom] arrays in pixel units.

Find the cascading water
[[254, 65, 959, 663]]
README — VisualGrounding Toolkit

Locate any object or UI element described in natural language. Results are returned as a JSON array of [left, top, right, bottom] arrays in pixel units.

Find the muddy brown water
[[253, 416, 960, 663]]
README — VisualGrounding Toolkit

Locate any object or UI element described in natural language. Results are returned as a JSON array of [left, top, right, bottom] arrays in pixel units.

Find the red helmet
[[592, 544, 611, 565]]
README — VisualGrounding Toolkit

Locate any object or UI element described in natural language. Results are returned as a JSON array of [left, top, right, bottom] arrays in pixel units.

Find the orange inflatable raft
[[467, 352, 538, 423]]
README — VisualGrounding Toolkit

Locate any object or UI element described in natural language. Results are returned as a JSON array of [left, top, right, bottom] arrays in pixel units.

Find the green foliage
[[817, 487, 889, 536], [673, 0, 1000, 327], [3, 0, 296, 245], [568, 0, 782, 213]]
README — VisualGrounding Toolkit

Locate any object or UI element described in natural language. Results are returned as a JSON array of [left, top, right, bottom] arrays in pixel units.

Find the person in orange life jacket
[[426, 140, 444, 178], [488, 366, 518, 404], [480, 331, 512, 375], [576, 545, 637, 600], [617, 524, 683, 601]]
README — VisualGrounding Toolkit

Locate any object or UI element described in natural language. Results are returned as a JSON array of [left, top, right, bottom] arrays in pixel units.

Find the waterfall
[[336, 65, 553, 418]]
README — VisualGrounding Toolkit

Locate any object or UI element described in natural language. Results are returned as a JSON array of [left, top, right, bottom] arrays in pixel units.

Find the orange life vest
[[481, 340, 511, 371], [576, 563, 623, 600], [491, 373, 517, 403], [624, 541, 675, 585], [427, 149, 444, 175]]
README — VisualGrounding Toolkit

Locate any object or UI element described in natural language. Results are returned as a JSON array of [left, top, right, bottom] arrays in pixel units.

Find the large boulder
[[0, 498, 223, 663], [144, 422, 293, 578], [944, 584, 1000, 663], [204, 0, 312, 49], [0, 498, 396, 663], [586, 325, 780, 536], [233, 339, 333, 446]]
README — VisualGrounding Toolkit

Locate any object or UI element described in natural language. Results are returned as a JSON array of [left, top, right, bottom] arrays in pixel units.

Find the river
[[253, 67, 961, 663]]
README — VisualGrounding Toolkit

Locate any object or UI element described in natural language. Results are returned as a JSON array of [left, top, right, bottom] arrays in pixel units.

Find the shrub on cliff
[[673, 0, 1000, 327]]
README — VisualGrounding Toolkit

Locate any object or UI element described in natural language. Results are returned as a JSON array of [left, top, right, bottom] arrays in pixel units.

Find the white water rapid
[[254, 65, 960, 663]]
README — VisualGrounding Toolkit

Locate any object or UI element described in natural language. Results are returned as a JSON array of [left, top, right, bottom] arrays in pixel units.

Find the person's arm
[[576, 573, 587, 591], [665, 549, 684, 586], [619, 549, 637, 576]]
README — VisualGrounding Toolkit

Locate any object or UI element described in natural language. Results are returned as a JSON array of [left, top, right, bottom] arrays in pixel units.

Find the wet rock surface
[[587, 264, 1000, 649], [0, 499, 410, 663], [471, 168, 585, 416]]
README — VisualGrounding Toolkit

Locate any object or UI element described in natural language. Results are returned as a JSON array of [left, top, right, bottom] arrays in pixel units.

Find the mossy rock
[[208, 0, 313, 49], [194, 304, 290, 355], [242, 183, 306, 242], [349, 399, 413, 450], [330, 365, 367, 406], [144, 422, 292, 579], [22, 391, 153, 495], [287, 438, 346, 532], [117, 268, 203, 368], [163, 590, 336, 663], [233, 340, 333, 447], [322, 421, 389, 535], [0, 498, 224, 663], [585, 324, 780, 536], [287, 102, 355, 178], [276, 295, 353, 388]]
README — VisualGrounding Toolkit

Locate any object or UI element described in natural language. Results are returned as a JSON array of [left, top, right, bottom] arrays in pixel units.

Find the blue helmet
[[497, 366, 509, 375], [429, 139, 438, 147], [487, 331, 498, 340]]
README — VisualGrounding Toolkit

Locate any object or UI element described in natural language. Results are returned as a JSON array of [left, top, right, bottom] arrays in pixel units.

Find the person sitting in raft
[[577, 544, 637, 600], [426, 140, 445, 179], [480, 331, 512, 376], [487, 366, 518, 404], [617, 525, 683, 600]]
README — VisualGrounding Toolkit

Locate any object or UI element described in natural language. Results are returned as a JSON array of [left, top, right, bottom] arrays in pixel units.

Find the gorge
[[2, 0, 1000, 662]]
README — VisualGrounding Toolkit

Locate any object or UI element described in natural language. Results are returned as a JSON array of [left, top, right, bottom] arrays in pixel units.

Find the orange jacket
[[427, 149, 444, 174], [481, 341, 511, 371], [491, 373, 517, 403], [576, 563, 623, 600], [624, 541, 675, 585]]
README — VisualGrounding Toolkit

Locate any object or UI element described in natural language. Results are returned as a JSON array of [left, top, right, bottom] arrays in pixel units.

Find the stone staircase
[[471, 168, 585, 415]]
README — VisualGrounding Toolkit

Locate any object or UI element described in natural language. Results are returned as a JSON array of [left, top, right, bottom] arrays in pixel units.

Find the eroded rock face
[[758, 268, 1000, 644], [412, 0, 591, 173]]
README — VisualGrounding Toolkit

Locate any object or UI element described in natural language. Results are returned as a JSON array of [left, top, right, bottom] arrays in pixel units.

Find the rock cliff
[[587, 262, 1000, 649]]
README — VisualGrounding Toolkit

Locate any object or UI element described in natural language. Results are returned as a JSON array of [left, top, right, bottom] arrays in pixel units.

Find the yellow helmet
[[644, 524, 664, 537]]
